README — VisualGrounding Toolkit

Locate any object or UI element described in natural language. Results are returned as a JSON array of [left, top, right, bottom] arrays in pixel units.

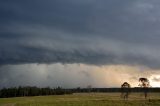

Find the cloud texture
[[1, 63, 160, 88], [1, 0, 160, 87], [0, 0, 160, 68]]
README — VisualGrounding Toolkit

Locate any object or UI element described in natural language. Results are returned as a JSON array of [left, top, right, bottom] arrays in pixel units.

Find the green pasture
[[0, 93, 160, 106]]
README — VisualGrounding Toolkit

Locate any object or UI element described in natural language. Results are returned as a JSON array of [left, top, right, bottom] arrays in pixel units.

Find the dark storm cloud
[[1, 0, 160, 68]]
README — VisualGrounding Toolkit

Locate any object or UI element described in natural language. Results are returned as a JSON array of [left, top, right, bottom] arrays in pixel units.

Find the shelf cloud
[[1, 0, 160, 87]]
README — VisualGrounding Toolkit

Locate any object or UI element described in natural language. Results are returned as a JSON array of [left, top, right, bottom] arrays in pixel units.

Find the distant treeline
[[1, 87, 160, 98], [73, 88, 160, 93], [0, 86, 72, 98]]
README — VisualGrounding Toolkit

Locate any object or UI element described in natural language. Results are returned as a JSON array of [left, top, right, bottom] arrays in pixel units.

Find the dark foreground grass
[[0, 93, 160, 106]]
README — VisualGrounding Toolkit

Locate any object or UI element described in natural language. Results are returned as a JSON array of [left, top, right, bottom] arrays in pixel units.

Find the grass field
[[0, 93, 160, 106]]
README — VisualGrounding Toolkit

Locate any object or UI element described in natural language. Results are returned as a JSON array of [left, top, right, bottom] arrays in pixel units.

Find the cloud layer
[[1, 63, 160, 88], [1, 0, 160, 68], [1, 0, 160, 88]]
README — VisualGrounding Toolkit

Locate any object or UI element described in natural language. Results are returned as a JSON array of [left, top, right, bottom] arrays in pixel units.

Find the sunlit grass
[[0, 93, 160, 106]]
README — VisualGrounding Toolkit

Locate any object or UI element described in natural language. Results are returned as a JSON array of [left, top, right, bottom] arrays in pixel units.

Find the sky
[[1, 0, 160, 88]]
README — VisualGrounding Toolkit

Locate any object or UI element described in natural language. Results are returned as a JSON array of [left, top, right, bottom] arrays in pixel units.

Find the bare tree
[[121, 82, 131, 100], [138, 78, 150, 99], [87, 85, 92, 93]]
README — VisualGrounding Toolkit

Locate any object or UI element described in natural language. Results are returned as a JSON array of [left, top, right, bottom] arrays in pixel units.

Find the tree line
[[1, 86, 160, 98], [73, 87, 160, 93], [0, 86, 72, 98]]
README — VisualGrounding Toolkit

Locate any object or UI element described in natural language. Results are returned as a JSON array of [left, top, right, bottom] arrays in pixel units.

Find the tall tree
[[138, 78, 150, 99]]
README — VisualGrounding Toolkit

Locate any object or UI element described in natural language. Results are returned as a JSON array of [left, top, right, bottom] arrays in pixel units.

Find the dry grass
[[0, 93, 160, 106]]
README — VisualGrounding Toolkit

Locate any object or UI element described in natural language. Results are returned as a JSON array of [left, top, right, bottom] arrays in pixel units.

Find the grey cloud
[[0, 0, 94, 33], [0, 64, 105, 88], [1, 64, 159, 88], [1, 0, 160, 69]]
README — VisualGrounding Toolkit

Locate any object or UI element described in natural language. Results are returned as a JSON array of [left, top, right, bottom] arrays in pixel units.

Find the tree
[[121, 82, 131, 100], [138, 77, 150, 99], [87, 85, 92, 93]]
